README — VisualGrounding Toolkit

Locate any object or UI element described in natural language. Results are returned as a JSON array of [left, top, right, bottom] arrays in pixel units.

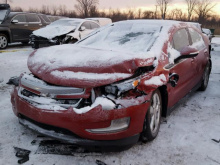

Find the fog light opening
[[86, 117, 130, 134]]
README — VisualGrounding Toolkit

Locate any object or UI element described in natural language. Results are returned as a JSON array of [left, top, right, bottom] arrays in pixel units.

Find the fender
[[0, 26, 12, 43]]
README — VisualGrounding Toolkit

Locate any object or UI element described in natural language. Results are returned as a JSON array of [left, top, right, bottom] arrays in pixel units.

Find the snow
[[74, 97, 115, 114], [33, 18, 83, 39], [145, 74, 166, 86], [0, 39, 220, 165], [51, 70, 132, 81], [167, 46, 181, 64], [33, 25, 76, 40]]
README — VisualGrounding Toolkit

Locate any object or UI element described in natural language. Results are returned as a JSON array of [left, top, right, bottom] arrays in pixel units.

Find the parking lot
[[0, 39, 220, 165]]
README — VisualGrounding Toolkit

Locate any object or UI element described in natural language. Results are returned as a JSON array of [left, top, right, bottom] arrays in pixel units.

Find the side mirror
[[79, 26, 86, 31], [174, 46, 199, 63], [11, 19, 19, 24]]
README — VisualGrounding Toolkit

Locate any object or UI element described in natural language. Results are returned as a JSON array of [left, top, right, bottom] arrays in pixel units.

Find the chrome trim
[[18, 87, 82, 108], [20, 75, 85, 97]]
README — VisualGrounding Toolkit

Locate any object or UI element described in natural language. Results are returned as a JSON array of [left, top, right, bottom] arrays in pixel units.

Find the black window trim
[[26, 14, 41, 24], [11, 14, 27, 24]]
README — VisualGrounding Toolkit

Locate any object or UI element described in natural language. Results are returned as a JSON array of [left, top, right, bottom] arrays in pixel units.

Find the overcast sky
[[5, 0, 220, 13]]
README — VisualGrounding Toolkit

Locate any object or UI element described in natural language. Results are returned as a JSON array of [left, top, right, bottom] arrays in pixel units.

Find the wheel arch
[[0, 31, 11, 43], [158, 85, 168, 117]]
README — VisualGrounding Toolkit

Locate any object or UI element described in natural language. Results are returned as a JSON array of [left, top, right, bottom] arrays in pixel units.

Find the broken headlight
[[104, 79, 140, 96]]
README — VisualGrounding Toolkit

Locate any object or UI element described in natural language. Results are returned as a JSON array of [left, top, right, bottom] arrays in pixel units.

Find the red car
[[11, 20, 211, 151]]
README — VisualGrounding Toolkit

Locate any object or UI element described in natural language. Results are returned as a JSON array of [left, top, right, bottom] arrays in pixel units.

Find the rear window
[[26, 14, 40, 23], [90, 22, 100, 29], [39, 15, 50, 23], [12, 14, 26, 23], [189, 28, 205, 49]]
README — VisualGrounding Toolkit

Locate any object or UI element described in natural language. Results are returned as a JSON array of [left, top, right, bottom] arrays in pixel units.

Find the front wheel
[[0, 34, 8, 49], [141, 89, 162, 142]]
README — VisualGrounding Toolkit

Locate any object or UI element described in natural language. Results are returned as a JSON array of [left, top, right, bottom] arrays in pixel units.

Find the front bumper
[[11, 87, 151, 148], [19, 116, 139, 151]]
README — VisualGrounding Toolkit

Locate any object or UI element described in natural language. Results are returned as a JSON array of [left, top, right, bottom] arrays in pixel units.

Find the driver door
[[10, 14, 30, 41], [167, 28, 197, 108]]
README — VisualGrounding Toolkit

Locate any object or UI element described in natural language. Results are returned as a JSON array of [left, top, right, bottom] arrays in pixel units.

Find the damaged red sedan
[[10, 20, 211, 151]]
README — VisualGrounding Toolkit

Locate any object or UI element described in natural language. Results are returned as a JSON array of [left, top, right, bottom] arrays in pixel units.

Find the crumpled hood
[[33, 25, 76, 39], [28, 44, 155, 88]]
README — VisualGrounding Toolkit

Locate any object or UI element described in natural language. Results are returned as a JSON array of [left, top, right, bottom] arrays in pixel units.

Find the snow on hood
[[28, 45, 155, 88], [33, 25, 76, 39]]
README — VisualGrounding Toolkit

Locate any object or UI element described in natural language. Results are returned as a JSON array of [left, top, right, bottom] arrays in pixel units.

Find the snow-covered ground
[[0, 41, 220, 165]]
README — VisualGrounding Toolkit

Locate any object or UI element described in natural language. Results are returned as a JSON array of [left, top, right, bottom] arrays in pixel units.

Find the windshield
[[78, 22, 161, 53], [50, 19, 81, 27], [0, 10, 8, 22]]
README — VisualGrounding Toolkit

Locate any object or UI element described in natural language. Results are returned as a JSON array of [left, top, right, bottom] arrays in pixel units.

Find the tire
[[141, 89, 162, 142], [0, 34, 8, 49], [199, 61, 211, 91], [32, 42, 39, 49]]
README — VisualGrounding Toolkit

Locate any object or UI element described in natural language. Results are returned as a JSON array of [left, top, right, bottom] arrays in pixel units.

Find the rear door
[[10, 14, 30, 41], [166, 28, 197, 108], [188, 28, 208, 84]]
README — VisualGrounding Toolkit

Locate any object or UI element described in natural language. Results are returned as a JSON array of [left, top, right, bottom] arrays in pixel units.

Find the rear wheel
[[199, 61, 211, 91], [0, 34, 8, 49], [141, 89, 162, 142]]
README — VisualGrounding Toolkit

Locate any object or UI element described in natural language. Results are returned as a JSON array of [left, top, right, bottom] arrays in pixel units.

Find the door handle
[[24, 24, 28, 27], [39, 24, 42, 26]]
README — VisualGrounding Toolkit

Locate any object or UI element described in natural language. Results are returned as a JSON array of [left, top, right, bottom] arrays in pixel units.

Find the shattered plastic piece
[[211, 139, 220, 143], [7, 77, 19, 86], [96, 160, 107, 165], [14, 147, 31, 164]]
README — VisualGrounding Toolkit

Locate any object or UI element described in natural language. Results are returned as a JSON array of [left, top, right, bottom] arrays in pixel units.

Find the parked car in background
[[0, 4, 50, 49], [10, 20, 211, 151], [30, 18, 100, 49], [202, 28, 214, 42], [86, 17, 112, 26]]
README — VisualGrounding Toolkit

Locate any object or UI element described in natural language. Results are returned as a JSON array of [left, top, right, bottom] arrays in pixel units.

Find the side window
[[172, 29, 190, 51], [90, 22, 100, 29], [188, 28, 205, 49], [26, 14, 40, 23], [39, 15, 50, 23], [81, 22, 91, 29], [12, 15, 26, 23]]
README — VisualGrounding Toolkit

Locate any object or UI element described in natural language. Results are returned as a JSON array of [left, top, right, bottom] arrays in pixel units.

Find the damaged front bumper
[[11, 74, 152, 149]]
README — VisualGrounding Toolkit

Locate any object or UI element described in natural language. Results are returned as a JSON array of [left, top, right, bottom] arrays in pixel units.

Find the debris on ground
[[212, 139, 220, 143], [14, 147, 31, 164], [96, 159, 107, 165]]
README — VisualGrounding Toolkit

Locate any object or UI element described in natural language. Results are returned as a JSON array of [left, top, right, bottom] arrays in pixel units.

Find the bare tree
[[185, 0, 198, 21], [74, 0, 99, 17], [3, 0, 12, 4], [51, 6, 58, 16], [156, 0, 172, 19], [194, 0, 216, 23]]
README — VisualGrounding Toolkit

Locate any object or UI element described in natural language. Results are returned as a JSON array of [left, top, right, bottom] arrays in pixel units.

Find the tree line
[[10, 0, 220, 34]]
